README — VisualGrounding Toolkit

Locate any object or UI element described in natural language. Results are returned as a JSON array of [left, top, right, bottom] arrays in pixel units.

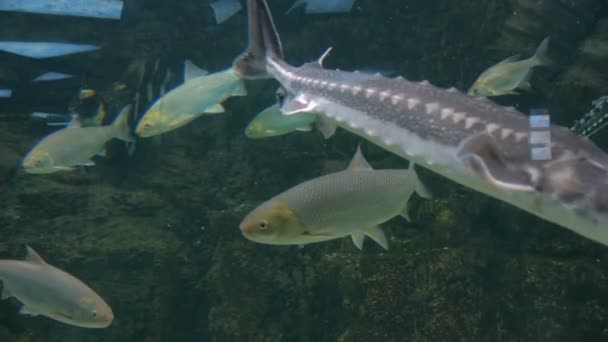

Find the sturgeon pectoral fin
[[458, 133, 534, 192], [79, 160, 95, 167], [281, 94, 318, 115]]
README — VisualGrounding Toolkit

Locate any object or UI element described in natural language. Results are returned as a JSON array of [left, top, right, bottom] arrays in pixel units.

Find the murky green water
[[1, 0, 608, 341]]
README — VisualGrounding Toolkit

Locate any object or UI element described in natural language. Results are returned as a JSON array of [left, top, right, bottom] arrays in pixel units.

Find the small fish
[[240, 146, 431, 249], [0, 246, 113, 328], [468, 37, 551, 96], [0, 0, 123, 20], [286, 0, 355, 14], [210, 0, 242, 24], [136, 62, 247, 138], [245, 103, 317, 138], [0, 89, 12, 98], [0, 42, 100, 59], [22, 105, 133, 174], [32, 72, 74, 82]]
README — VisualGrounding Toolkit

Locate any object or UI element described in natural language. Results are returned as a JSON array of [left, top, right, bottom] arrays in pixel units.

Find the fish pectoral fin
[[314, 116, 337, 139], [205, 104, 225, 114], [408, 163, 432, 199], [168, 115, 200, 129], [79, 160, 96, 167], [52, 166, 76, 171], [295, 125, 313, 132], [19, 305, 40, 316], [52, 311, 73, 320], [301, 231, 332, 237], [457, 132, 534, 192], [1, 287, 13, 300]]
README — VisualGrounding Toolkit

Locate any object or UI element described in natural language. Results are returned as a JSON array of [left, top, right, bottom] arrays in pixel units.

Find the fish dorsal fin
[[184, 60, 208, 81], [24, 245, 47, 265], [496, 54, 521, 65], [317, 47, 333, 67], [347, 145, 373, 170]]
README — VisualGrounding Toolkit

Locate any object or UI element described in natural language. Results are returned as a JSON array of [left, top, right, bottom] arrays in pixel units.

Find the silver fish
[[240, 146, 431, 249], [22, 105, 133, 174], [245, 103, 316, 138], [233, 0, 608, 247], [467, 37, 552, 97], [0, 246, 113, 328], [136, 61, 247, 138]]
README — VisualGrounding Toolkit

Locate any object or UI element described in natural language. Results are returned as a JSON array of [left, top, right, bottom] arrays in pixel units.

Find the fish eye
[[258, 220, 268, 230], [91, 310, 97, 318]]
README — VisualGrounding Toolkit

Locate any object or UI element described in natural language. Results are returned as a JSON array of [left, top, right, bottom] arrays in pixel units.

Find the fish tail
[[408, 163, 432, 199], [111, 105, 135, 142], [232, 0, 284, 79], [532, 37, 552, 67]]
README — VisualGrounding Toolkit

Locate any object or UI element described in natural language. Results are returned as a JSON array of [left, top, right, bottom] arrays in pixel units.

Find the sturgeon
[[233, 0, 608, 246]]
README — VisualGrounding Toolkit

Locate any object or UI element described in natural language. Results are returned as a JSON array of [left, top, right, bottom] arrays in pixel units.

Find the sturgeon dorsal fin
[[317, 47, 333, 67], [24, 245, 47, 265], [347, 145, 373, 170]]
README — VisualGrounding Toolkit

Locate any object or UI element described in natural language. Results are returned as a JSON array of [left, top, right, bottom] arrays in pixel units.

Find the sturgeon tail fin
[[233, 0, 284, 79]]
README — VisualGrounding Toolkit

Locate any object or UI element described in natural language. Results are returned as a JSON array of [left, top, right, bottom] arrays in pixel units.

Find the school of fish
[[8, 0, 608, 332]]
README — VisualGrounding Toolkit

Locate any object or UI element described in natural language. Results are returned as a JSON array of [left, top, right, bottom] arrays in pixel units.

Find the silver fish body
[[240, 147, 430, 249], [234, 0, 608, 246], [22, 105, 132, 174], [136, 67, 247, 137], [0, 246, 113, 328], [245, 103, 316, 138]]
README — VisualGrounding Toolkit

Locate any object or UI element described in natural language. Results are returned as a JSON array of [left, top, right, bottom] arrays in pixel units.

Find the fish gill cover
[[0, 0, 608, 341]]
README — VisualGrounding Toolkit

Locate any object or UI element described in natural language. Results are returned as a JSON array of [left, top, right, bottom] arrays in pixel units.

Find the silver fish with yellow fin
[[0, 246, 113, 328], [468, 37, 552, 97], [136, 61, 247, 138], [22, 105, 133, 174], [245, 103, 317, 138], [240, 146, 431, 249]]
